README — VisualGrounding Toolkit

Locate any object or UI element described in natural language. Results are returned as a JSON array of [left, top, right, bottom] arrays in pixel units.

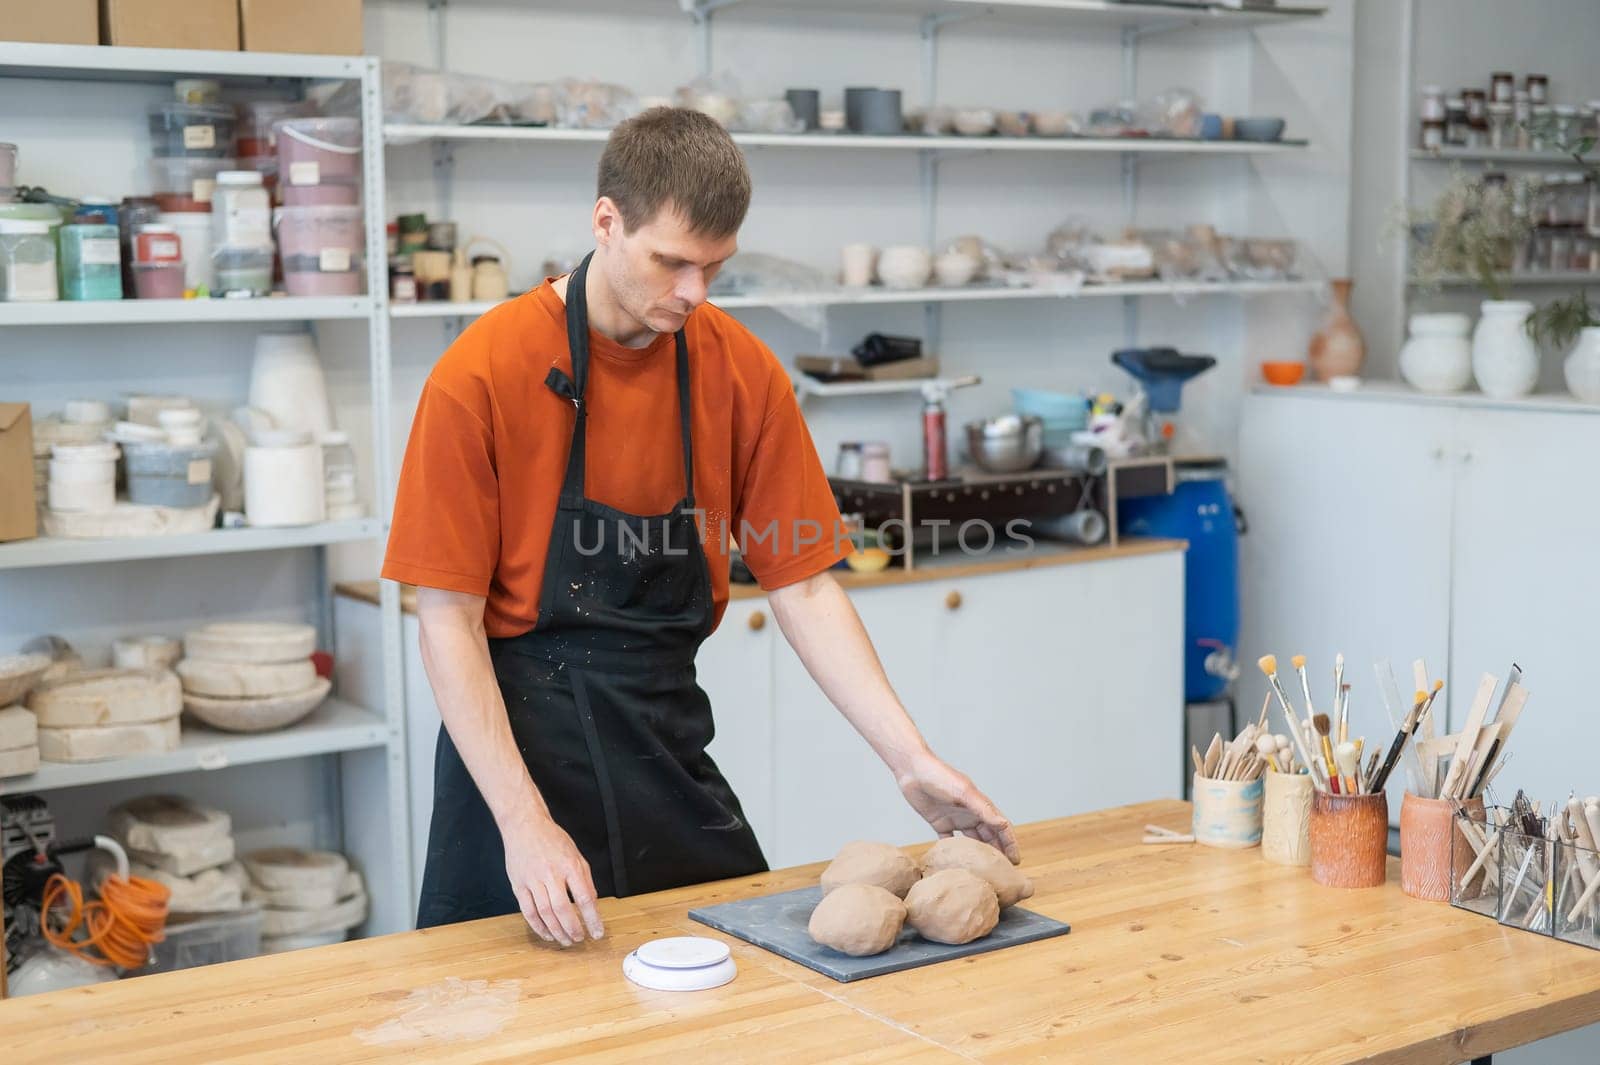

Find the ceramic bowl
[[877, 245, 932, 289], [846, 547, 892, 574], [996, 111, 1031, 137], [819, 109, 846, 131], [952, 108, 996, 136], [933, 251, 980, 287], [1260, 361, 1306, 386], [1033, 110, 1078, 137], [1234, 117, 1287, 142]]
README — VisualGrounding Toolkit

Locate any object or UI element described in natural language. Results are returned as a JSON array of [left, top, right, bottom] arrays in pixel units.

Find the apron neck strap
[[560, 252, 696, 505]]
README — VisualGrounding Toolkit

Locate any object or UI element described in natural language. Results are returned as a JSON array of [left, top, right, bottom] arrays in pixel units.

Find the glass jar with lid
[[1513, 90, 1533, 149], [1491, 72, 1515, 105], [1526, 74, 1549, 106], [0, 218, 59, 301], [1463, 90, 1488, 126], [835, 441, 863, 480], [318, 430, 362, 517], [860, 442, 892, 484], [1444, 98, 1470, 146], [1554, 105, 1580, 148], [1530, 107, 1554, 151], [1419, 85, 1446, 123], [211, 170, 271, 251], [1487, 103, 1515, 150]]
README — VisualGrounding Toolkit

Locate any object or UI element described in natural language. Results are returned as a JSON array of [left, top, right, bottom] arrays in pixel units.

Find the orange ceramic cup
[[1400, 793, 1486, 902], [1310, 790, 1389, 888]]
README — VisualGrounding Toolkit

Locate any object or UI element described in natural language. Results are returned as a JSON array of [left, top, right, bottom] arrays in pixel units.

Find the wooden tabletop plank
[[4, 800, 1598, 1064]]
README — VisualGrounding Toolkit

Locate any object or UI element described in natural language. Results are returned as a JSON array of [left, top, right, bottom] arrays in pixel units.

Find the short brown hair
[[598, 107, 751, 238]]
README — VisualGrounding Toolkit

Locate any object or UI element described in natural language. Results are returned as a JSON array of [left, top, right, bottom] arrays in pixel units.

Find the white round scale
[[622, 936, 736, 992]]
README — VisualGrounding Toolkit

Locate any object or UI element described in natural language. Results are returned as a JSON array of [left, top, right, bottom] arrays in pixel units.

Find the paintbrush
[[1369, 683, 1438, 795], [1333, 653, 1346, 743], [1334, 741, 1361, 794], [1293, 653, 1317, 724], [1259, 655, 1324, 791], [1363, 749, 1382, 793], [1313, 714, 1339, 793]]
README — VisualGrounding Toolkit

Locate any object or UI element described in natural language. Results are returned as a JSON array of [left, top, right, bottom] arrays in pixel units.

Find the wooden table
[[5, 800, 1598, 1064]]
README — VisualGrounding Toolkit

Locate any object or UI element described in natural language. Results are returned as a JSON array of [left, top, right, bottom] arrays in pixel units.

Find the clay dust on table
[[352, 977, 522, 1047]]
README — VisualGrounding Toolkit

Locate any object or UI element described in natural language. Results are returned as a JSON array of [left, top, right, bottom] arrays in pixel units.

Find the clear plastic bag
[[1139, 87, 1202, 138], [557, 79, 642, 129], [1087, 100, 1137, 137], [707, 252, 833, 330], [675, 73, 743, 128], [734, 99, 803, 134]]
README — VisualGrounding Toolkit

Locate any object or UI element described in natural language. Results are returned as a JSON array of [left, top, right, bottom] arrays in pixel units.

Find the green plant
[[1525, 112, 1598, 179], [1526, 290, 1600, 351], [1402, 168, 1531, 300]]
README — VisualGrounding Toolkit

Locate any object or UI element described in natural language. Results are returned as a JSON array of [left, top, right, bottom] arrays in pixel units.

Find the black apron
[[416, 254, 768, 928]]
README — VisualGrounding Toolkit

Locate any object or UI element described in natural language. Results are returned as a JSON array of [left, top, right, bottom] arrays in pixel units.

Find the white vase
[[249, 328, 334, 438], [1563, 326, 1600, 403], [1471, 300, 1539, 399], [1399, 312, 1472, 393]]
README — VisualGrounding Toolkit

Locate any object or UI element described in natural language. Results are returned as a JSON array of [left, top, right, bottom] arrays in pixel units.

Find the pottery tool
[[1256, 693, 1271, 733], [1258, 655, 1324, 791], [1203, 734, 1223, 779], [1333, 653, 1347, 743], [1313, 714, 1338, 793], [1369, 684, 1438, 795], [1334, 741, 1360, 794], [1459, 808, 1507, 893], [1256, 733, 1282, 774], [1467, 669, 1528, 799], [1143, 824, 1194, 845], [1438, 673, 1499, 800], [1362, 749, 1381, 793], [1573, 802, 1600, 922]]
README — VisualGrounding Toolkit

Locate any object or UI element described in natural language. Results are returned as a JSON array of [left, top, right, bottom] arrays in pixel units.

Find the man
[[384, 107, 1018, 946]]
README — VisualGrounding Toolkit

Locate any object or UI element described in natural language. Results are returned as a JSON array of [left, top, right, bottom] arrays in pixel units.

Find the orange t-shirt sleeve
[[381, 378, 501, 596], [734, 360, 850, 590]]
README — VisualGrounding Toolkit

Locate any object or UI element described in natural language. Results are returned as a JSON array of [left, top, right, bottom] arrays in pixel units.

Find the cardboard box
[[101, 0, 239, 51], [794, 355, 941, 383], [0, 404, 39, 543], [0, 0, 99, 45], [240, 0, 362, 55]]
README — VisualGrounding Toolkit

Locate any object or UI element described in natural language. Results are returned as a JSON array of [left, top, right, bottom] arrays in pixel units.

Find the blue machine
[[1119, 459, 1239, 703]]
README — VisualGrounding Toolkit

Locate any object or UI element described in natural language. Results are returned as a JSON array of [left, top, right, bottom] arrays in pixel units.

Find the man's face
[[598, 200, 738, 335]]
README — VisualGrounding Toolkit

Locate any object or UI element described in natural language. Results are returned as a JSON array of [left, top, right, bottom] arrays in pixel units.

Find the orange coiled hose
[[41, 871, 171, 969]]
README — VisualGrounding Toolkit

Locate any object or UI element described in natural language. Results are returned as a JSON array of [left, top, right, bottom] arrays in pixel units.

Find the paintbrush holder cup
[[1191, 773, 1263, 849], [1497, 829, 1554, 935], [1309, 791, 1388, 888], [1261, 770, 1312, 866], [1449, 805, 1507, 918], [1401, 793, 1484, 902], [1553, 839, 1600, 951]]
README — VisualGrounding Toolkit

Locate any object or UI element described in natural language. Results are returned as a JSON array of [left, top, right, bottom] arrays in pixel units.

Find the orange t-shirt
[[381, 281, 849, 638]]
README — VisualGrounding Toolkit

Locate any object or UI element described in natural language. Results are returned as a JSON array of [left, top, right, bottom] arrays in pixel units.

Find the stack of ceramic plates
[[178, 622, 330, 733]]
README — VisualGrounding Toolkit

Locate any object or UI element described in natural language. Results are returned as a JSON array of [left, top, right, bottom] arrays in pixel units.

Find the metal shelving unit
[[0, 43, 411, 938], [394, 0, 1325, 355], [1410, 146, 1588, 167]]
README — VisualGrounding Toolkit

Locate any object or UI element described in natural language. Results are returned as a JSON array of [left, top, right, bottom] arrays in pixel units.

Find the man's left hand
[[895, 752, 1021, 864]]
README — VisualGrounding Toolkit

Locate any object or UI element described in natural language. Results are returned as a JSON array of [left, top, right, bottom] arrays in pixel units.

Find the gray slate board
[[688, 885, 1070, 983]]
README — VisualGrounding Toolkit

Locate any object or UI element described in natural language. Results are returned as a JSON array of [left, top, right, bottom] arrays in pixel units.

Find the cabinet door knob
[[748, 610, 766, 632], [945, 590, 963, 611]]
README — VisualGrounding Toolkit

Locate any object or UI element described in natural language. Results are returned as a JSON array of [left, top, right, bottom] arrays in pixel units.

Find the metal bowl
[[965, 416, 1044, 473]]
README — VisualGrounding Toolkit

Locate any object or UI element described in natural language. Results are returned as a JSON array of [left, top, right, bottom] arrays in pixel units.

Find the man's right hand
[[502, 809, 605, 946]]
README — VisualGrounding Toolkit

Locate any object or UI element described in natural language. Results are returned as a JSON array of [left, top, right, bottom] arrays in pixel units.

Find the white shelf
[[386, 123, 1309, 155], [794, 376, 972, 398], [0, 41, 367, 83], [1252, 379, 1600, 417], [0, 519, 383, 571], [389, 279, 1323, 323], [1409, 272, 1600, 288], [0, 699, 390, 796], [692, 0, 1325, 30], [1410, 147, 1587, 167], [0, 297, 374, 327]]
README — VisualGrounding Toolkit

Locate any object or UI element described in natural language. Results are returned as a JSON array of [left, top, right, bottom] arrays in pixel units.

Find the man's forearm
[[766, 571, 932, 777], [417, 593, 549, 831]]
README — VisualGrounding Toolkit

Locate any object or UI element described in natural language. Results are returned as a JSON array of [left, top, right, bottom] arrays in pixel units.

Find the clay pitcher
[[1308, 278, 1366, 381]]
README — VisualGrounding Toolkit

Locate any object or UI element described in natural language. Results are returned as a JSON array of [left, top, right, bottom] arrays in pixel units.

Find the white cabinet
[[1240, 389, 1600, 803], [698, 599, 778, 858]]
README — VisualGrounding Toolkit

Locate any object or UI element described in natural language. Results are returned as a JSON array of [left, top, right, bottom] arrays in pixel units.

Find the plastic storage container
[[124, 439, 218, 507], [213, 245, 273, 297], [149, 102, 236, 158], [277, 205, 365, 296], [237, 100, 311, 158], [118, 196, 161, 294], [149, 157, 235, 208], [57, 222, 122, 300], [275, 118, 361, 205], [212, 171, 272, 251], [145, 908, 262, 975], [1118, 460, 1239, 703], [158, 211, 213, 294], [48, 442, 119, 513], [0, 219, 59, 301]]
